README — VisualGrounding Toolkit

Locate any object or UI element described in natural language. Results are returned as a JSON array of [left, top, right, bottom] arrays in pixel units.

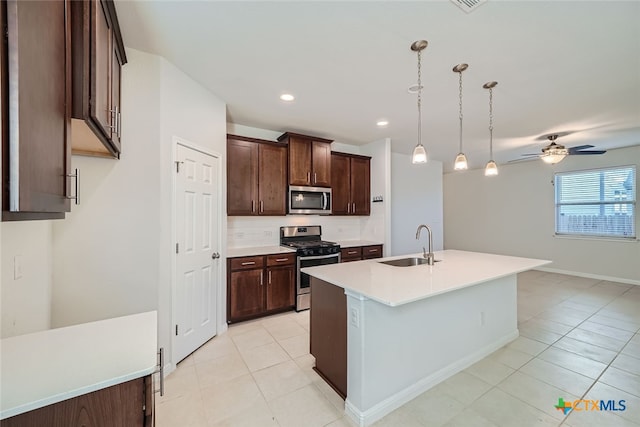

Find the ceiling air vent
[[450, 0, 487, 13]]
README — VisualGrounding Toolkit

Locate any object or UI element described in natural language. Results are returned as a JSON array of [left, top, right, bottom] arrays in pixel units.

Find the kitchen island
[[303, 250, 550, 427], [0, 311, 158, 425]]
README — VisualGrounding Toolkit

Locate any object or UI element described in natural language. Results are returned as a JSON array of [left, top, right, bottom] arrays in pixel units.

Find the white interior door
[[175, 143, 221, 363]]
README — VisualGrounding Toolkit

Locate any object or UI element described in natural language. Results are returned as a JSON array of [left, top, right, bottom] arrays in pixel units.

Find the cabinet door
[[110, 31, 122, 152], [266, 267, 294, 311], [91, 0, 112, 137], [258, 144, 287, 215], [330, 154, 350, 215], [288, 136, 311, 186], [227, 138, 259, 215], [229, 269, 264, 320], [362, 245, 383, 259], [340, 247, 362, 262], [3, 0, 70, 217], [1, 377, 145, 427], [350, 157, 370, 216], [312, 141, 331, 187]]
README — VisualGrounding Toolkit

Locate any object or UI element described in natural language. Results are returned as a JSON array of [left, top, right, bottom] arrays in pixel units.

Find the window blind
[[555, 166, 636, 238]]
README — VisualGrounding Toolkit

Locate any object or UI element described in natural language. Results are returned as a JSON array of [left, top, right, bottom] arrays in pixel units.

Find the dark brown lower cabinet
[[310, 277, 347, 399], [2, 376, 153, 427], [340, 244, 383, 262], [227, 253, 295, 323]]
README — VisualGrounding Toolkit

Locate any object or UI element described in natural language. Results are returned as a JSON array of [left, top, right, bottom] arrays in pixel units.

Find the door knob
[[211, 252, 220, 259]]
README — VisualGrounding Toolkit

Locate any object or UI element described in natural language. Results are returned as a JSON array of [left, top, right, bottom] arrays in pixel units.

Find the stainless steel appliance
[[280, 225, 340, 311], [288, 186, 332, 215]]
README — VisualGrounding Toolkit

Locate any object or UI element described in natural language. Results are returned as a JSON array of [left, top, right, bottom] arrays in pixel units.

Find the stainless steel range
[[280, 225, 340, 311]]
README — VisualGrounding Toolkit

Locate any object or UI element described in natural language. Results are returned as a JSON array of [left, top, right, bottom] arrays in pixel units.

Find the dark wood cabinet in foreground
[[227, 253, 295, 323], [2, 376, 154, 427]]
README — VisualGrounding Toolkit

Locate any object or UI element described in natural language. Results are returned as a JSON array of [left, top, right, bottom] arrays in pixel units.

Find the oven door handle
[[298, 253, 340, 262]]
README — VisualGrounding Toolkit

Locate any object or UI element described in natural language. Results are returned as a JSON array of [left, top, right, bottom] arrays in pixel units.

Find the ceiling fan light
[[541, 148, 568, 164], [412, 144, 427, 164], [484, 160, 498, 176], [454, 152, 468, 170]]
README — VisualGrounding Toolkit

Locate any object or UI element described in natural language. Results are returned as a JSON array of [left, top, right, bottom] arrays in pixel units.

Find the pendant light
[[453, 64, 469, 170], [411, 40, 428, 164], [483, 81, 499, 176]]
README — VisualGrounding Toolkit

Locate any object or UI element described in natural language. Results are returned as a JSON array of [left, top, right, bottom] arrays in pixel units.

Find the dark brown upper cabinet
[[70, 0, 127, 158], [278, 132, 332, 187], [2, 0, 72, 221], [227, 135, 287, 216], [331, 152, 371, 216]]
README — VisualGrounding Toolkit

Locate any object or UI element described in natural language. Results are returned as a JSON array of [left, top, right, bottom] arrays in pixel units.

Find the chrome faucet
[[416, 224, 435, 265]]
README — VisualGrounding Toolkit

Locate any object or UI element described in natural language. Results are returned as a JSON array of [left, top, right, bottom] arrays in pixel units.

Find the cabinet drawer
[[230, 256, 265, 271], [340, 247, 362, 262], [362, 245, 383, 259], [267, 253, 296, 266]]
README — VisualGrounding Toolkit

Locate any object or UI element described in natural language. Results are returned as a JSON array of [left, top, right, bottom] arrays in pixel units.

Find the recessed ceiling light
[[280, 94, 295, 102], [376, 120, 389, 127]]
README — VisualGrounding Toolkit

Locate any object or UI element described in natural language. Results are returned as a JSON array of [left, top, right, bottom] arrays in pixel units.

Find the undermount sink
[[379, 257, 441, 267]]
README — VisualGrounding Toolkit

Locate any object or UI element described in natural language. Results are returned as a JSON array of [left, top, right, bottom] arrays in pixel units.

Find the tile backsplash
[[227, 216, 362, 248]]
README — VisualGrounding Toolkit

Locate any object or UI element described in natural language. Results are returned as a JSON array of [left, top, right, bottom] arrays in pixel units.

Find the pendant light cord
[[488, 87, 494, 160], [417, 49, 422, 147], [458, 71, 463, 153]]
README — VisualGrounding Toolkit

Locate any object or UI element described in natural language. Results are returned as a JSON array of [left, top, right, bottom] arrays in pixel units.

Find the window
[[555, 166, 636, 239]]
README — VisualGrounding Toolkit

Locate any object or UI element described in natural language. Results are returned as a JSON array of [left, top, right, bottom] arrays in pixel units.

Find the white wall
[[390, 153, 444, 256], [360, 139, 391, 253], [1, 221, 53, 337], [444, 145, 640, 284], [51, 48, 227, 370]]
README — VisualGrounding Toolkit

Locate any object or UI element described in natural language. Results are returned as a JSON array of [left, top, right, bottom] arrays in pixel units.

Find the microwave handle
[[322, 193, 328, 210]]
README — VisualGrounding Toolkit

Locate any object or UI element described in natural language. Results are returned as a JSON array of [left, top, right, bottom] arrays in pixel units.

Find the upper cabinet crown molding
[[278, 132, 332, 187], [70, 0, 127, 159]]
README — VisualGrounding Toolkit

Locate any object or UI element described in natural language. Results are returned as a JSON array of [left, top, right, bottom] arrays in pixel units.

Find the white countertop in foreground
[[302, 250, 550, 306], [0, 311, 158, 420], [227, 246, 296, 258]]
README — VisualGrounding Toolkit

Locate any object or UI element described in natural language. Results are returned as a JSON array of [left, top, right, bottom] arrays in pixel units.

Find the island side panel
[[310, 277, 347, 399], [345, 275, 518, 425]]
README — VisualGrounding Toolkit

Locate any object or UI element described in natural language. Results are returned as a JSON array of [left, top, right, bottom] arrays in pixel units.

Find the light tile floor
[[156, 271, 640, 426]]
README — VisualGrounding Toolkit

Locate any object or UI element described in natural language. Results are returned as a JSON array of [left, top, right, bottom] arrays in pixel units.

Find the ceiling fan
[[515, 134, 607, 164]]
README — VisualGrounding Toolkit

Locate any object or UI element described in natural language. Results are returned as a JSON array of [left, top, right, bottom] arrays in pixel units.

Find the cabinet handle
[[241, 261, 256, 266], [369, 249, 378, 253], [251, 200, 255, 213], [158, 347, 164, 396], [66, 168, 80, 205], [353, 202, 356, 213], [260, 272, 263, 286], [307, 171, 311, 184], [275, 258, 288, 262], [347, 251, 357, 255], [347, 203, 350, 214], [268, 270, 272, 284], [314, 172, 317, 184], [260, 200, 264, 213], [117, 108, 122, 139]]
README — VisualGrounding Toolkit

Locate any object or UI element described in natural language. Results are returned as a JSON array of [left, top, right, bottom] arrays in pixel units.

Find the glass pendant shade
[[454, 152, 468, 170], [412, 144, 427, 164], [484, 160, 498, 176]]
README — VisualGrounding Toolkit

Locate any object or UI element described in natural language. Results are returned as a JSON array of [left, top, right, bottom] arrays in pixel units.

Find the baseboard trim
[[344, 329, 519, 427], [534, 267, 640, 286]]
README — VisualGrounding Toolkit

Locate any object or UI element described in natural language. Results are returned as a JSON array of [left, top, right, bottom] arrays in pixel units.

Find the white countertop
[[227, 246, 296, 258], [336, 240, 383, 248], [0, 311, 158, 420], [302, 250, 550, 306]]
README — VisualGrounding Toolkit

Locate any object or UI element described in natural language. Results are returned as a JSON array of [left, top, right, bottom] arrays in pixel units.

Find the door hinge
[[176, 243, 179, 254], [175, 161, 184, 173], [175, 325, 178, 336]]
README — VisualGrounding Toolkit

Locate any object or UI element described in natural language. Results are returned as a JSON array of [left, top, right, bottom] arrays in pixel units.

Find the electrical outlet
[[350, 308, 360, 328], [14, 255, 23, 280]]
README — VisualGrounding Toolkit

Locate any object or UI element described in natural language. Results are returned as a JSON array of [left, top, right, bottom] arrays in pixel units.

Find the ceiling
[[115, 1, 640, 172]]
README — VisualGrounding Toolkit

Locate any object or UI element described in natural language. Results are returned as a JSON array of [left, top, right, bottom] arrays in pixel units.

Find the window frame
[[554, 165, 636, 240]]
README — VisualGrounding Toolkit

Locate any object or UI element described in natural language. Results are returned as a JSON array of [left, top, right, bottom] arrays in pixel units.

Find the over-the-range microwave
[[288, 186, 331, 215]]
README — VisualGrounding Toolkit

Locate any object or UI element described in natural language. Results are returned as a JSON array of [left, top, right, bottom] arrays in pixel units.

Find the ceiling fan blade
[[508, 157, 537, 163], [567, 145, 594, 152], [571, 150, 607, 155], [520, 154, 540, 157]]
